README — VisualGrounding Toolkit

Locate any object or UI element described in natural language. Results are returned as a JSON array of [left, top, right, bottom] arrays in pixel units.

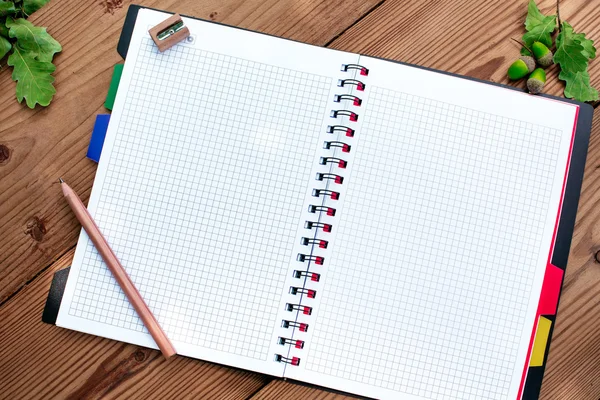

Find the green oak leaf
[[0, 34, 11, 58], [559, 69, 599, 102], [524, 0, 554, 30], [6, 17, 60, 62], [523, 25, 554, 49], [7, 44, 57, 108], [572, 31, 596, 60], [554, 22, 588, 73], [0, 17, 8, 37], [0, 0, 17, 16], [22, 0, 50, 16], [521, 0, 555, 49]]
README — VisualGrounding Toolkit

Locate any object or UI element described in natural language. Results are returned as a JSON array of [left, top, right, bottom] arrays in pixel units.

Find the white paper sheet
[[291, 56, 578, 400], [57, 8, 358, 377]]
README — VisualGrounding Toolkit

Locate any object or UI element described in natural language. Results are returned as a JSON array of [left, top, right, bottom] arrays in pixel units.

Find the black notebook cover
[[43, 6, 593, 399]]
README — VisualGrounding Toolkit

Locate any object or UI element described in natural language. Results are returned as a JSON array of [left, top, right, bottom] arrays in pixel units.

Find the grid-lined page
[[57, 8, 359, 376], [71, 37, 330, 352], [291, 56, 578, 399], [307, 89, 562, 399]]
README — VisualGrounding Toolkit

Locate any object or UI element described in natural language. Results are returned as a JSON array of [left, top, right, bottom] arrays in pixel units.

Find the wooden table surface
[[1, 0, 599, 398]]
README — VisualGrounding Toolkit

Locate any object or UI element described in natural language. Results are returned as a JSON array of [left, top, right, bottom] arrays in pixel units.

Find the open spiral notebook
[[54, 6, 592, 400]]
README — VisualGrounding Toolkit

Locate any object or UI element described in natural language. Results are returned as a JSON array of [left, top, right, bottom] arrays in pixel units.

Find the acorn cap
[[508, 57, 534, 80], [537, 51, 554, 68], [532, 42, 554, 68], [520, 55, 536, 73], [527, 68, 547, 94]]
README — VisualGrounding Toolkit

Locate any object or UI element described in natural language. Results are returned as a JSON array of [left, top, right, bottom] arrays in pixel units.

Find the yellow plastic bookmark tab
[[530, 316, 552, 367]]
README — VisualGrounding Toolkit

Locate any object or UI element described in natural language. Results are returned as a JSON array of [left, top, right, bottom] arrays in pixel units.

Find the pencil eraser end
[[149, 14, 190, 52]]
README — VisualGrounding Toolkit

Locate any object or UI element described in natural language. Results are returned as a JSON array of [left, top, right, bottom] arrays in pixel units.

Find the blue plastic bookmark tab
[[87, 114, 110, 163]]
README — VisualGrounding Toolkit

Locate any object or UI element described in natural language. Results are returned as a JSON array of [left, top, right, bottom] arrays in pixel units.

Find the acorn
[[532, 41, 554, 68], [527, 68, 546, 94], [507, 56, 536, 80]]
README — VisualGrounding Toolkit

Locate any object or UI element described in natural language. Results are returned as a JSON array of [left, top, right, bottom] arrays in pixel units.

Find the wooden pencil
[[59, 178, 176, 358]]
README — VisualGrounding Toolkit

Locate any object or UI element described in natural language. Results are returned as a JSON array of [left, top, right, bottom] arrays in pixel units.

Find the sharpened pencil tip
[[59, 177, 64, 184]]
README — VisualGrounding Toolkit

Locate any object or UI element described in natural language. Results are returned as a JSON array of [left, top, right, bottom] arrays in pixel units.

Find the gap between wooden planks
[[1, 0, 600, 398]]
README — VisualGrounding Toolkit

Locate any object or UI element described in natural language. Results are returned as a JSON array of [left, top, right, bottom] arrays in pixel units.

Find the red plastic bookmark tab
[[538, 263, 564, 315]]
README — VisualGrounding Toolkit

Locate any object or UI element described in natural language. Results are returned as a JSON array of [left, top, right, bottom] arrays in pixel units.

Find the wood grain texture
[[0, 0, 381, 303], [0, 249, 272, 399], [329, 0, 600, 98], [250, 380, 358, 399], [1, 0, 599, 398]]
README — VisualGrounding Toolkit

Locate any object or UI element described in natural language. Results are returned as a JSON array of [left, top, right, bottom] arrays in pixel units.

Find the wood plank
[[3, 0, 598, 399], [328, 0, 600, 98], [250, 106, 600, 399], [0, 0, 381, 303], [251, 380, 357, 399], [0, 249, 272, 399]]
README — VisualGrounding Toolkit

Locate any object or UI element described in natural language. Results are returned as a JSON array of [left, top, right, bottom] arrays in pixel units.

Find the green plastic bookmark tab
[[104, 63, 124, 110]]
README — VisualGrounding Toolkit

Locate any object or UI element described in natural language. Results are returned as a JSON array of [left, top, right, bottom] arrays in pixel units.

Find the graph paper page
[[290, 57, 578, 398], [57, 8, 358, 376]]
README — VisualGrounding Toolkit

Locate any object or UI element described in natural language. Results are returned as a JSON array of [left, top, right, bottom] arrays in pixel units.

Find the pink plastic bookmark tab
[[538, 263, 564, 316]]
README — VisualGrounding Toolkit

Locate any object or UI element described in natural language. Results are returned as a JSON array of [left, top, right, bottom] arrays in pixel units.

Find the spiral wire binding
[[275, 63, 367, 367], [293, 270, 321, 281], [290, 286, 317, 298], [327, 125, 355, 137], [301, 237, 329, 248], [278, 337, 305, 348], [319, 156, 347, 169], [281, 319, 310, 331], [312, 188, 340, 200]]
